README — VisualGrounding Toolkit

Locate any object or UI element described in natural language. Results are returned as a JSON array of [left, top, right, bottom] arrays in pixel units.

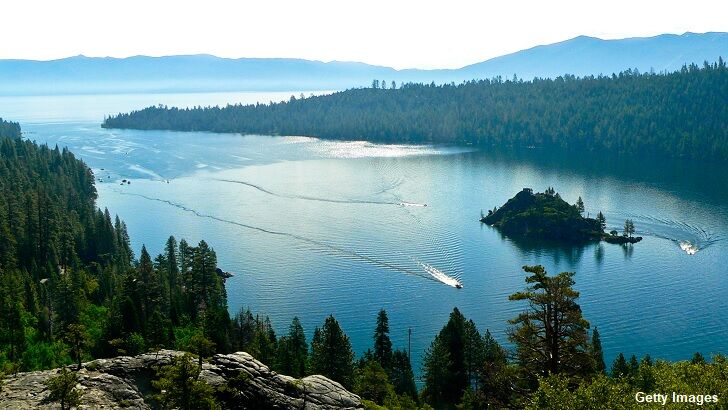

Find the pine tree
[[508, 265, 592, 380], [591, 327, 606, 374], [596, 211, 607, 231], [310, 315, 355, 389], [276, 317, 307, 377], [463, 319, 484, 391], [623, 219, 635, 238], [152, 354, 220, 410], [389, 349, 417, 399], [65, 324, 90, 370], [422, 307, 471, 408], [611, 353, 629, 378], [43, 367, 84, 410], [576, 196, 585, 215], [373, 309, 393, 370], [479, 329, 511, 407], [422, 333, 452, 408]]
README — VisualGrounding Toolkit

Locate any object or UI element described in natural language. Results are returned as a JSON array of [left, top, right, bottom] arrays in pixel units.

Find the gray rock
[[0, 350, 362, 409]]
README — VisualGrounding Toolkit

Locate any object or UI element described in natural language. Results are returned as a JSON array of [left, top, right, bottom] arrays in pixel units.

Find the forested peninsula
[[103, 60, 728, 161]]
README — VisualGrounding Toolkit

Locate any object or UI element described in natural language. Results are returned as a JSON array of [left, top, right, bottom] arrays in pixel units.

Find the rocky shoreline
[[0, 350, 362, 409]]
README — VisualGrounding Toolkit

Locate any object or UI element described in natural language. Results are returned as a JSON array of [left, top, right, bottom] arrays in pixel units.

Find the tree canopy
[[508, 265, 593, 381], [103, 60, 728, 161]]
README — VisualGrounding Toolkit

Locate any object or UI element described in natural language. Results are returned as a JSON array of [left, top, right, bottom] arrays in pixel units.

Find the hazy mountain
[[457, 32, 728, 79], [1, 32, 726, 95]]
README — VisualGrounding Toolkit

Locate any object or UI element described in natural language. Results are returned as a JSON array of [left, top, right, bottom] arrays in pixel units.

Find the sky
[[2, 0, 727, 69]]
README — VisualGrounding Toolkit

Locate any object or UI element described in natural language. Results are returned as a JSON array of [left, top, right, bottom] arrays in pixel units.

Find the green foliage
[[310, 315, 355, 389], [64, 324, 90, 369], [275, 316, 308, 377], [528, 356, 728, 409], [611, 353, 629, 379], [389, 349, 417, 400], [152, 354, 220, 410], [575, 197, 585, 215], [596, 211, 607, 231], [591, 327, 606, 374], [482, 188, 604, 242], [508, 265, 592, 382], [478, 329, 513, 407], [42, 367, 84, 410], [0, 118, 21, 139], [526, 374, 633, 410], [373, 309, 393, 370], [422, 308, 481, 409], [355, 360, 396, 405], [187, 330, 216, 367], [104, 62, 728, 161], [623, 219, 635, 237]]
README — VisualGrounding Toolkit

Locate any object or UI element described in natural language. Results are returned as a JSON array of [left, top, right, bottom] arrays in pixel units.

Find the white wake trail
[[416, 261, 462, 288]]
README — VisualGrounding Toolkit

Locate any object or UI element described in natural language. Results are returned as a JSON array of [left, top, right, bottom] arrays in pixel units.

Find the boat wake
[[622, 214, 725, 255], [416, 261, 462, 288], [400, 202, 427, 207], [214, 178, 415, 206], [109, 189, 455, 287]]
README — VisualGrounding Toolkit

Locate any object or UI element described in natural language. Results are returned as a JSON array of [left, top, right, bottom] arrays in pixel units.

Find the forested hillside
[[0, 123, 234, 372], [104, 60, 728, 161]]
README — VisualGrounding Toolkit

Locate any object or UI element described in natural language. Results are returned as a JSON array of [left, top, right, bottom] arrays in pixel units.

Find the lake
[[4, 91, 727, 379]]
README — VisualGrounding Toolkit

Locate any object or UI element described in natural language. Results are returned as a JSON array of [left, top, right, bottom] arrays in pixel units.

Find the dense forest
[[103, 60, 728, 161], [3, 120, 727, 409]]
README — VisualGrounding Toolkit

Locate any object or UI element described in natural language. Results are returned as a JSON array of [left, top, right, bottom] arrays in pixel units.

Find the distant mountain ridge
[[1, 32, 726, 95]]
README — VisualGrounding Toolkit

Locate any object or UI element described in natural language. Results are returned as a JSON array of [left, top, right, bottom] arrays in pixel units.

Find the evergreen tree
[[479, 329, 512, 407], [422, 307, 471, 408], [65, 324, 90, 370], [692, 352, 706, 365], [276, 316, 307, 378], [310, 315, 355, 389], [611, 353, 629, 379], [508, 265, 592, 381], [389, 349, 417, 400], [623, 219, 635, 238], [354, 360, 395, 405], [422, 332, 452, 408], [629, 354, 639, 381], [591, 327, 606, 374], [373, 309, 393, 370], [188, 330, 216, 367], [43, 367, 84, 410], [152, 354, 220, 410], [596, 211, 607, 231], [575, 197, 585, 215], [463, 319, 484, 391]]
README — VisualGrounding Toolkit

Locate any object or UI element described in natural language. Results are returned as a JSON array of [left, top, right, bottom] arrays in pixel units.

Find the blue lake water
[[4, 92, 728, 379]]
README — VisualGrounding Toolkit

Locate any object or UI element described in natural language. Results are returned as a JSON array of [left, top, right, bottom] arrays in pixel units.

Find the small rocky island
[[481, 188, 642, 245]]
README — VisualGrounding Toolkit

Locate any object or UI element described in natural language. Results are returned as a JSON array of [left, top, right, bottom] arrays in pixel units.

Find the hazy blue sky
[[4, 0, 726, 69]]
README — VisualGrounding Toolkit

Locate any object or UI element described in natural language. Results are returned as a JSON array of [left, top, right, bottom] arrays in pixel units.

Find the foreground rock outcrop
[[0, 350, 363, 409]]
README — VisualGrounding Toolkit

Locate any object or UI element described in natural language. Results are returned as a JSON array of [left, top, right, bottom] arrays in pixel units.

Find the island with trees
[[481, 187, 642, 245]]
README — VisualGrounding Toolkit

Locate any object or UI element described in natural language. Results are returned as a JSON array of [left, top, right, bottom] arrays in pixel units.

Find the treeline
[[0, 118, 20, 139], [103, 60, 728, 160], [0, 123, 233, 371]]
